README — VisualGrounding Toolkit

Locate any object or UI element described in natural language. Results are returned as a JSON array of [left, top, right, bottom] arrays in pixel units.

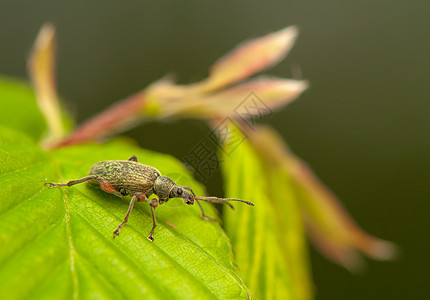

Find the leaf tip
[[366, 239, 399, 261]]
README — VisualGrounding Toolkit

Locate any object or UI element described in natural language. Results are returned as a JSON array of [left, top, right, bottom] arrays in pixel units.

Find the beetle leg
[[148, 198, 159, 242], [196, 200, 216, 222], [136, 193, 148, 202], [128, 155, 138, 162], [45, 175, 123, 197], [113, 192, 146, 238], [45, 175, 99, 188], [97, 177, 123, 197]]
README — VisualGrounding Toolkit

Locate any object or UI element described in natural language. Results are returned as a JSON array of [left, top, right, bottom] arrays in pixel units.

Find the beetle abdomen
[[88, 160, 161, 195]]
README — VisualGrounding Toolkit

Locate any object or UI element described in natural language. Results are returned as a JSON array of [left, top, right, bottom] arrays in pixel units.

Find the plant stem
[[52, 91, 146, 149]]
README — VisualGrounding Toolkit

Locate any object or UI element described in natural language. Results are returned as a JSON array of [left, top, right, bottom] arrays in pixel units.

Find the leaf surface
[[0, 77, 46, 140], [0, 126, 249, 299], [222, 128, 312, 300]]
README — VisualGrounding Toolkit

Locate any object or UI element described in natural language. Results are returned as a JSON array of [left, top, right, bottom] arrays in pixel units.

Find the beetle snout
[[178, 188, 195, 205], [185, 197, 194, 205]]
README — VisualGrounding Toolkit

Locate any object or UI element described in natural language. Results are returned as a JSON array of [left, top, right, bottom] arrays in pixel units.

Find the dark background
[[1, 1, 428, 299]]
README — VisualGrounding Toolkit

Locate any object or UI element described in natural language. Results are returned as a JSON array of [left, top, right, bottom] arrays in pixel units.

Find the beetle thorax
[[153, 176, 175, 202]]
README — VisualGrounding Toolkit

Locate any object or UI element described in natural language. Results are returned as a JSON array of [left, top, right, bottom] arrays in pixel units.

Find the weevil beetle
[[45, 155, 254, 241]]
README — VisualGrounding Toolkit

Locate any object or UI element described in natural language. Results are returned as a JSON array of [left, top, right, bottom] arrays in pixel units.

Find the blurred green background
[[0, 1, 428, 299]]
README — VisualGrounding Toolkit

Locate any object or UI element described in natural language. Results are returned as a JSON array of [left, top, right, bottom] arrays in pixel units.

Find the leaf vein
[[74, 250, 127, 300], [71, 211, 167, 300], [74, 189, 220, 299], [0, 186, 45, 218], [24, 255, 71, 299], [0, 217, 64, 264], [50, 158, 80, 300], [0, 161, 44, 179]]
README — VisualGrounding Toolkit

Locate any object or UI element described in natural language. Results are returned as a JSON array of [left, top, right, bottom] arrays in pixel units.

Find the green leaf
[[0, 76, 73, 146], [0, 126, 250, 299], [0, 76, 46, 141], [222, 128, 312, 300]]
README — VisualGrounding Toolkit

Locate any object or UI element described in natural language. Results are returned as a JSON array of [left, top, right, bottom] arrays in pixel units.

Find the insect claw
[[147, 236, 154, 242]]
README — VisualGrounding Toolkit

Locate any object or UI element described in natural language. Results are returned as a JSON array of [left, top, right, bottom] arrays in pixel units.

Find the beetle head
[[153, 176, 254, 208], [153, 176, 195, 205]]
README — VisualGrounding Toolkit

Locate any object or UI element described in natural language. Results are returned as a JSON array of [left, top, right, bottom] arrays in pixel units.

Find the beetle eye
[[177, 188, 183, 196]]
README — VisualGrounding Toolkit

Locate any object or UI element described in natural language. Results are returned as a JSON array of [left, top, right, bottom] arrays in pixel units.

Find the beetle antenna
[[192, 196, 254, 210]]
